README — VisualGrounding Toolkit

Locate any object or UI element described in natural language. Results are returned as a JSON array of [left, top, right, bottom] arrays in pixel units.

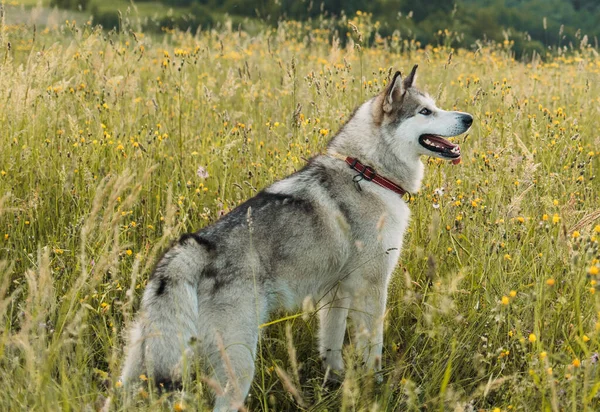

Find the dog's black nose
[[462, 114, 473, 128]]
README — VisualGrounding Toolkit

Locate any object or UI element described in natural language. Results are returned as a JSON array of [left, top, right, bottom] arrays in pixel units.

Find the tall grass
[[1, 12, 599, 411]]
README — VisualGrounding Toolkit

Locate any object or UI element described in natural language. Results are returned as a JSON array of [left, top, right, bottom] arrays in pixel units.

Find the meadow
[[1, 11, 600, 411]]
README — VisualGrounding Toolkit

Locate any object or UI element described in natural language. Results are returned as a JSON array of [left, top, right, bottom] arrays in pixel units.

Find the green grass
[[91, 0, 188, 17], [6, 0, 197, 27], [1, 13, 600, 411], [12, 0, 174, 14], [11, 0, 45, 6]]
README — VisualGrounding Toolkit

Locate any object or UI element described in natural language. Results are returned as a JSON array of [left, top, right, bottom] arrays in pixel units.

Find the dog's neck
[[327, 102, 424, 194]]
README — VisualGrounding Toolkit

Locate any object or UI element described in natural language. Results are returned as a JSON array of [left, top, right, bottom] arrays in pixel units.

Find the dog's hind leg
[[200, 296, 263, 412], [319, 289, 351, 379]]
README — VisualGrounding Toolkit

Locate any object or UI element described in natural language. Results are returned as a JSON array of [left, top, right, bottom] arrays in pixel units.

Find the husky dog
[[121, 65, 473, 411]]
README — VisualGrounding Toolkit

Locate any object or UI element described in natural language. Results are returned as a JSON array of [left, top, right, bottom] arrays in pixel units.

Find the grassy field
[[6, 0, 199, 28], [1, 13, 600, 411], [13, 0, 176, 14]]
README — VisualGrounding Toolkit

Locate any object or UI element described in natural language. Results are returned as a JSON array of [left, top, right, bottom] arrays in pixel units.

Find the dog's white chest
[[375, 189, 410, 272]]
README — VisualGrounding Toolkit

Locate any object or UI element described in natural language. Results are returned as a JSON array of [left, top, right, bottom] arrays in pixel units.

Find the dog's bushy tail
[[121, 240, 205, 388]]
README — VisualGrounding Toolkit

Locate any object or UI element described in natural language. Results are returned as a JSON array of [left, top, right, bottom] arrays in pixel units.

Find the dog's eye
[[419, 108, 432, 116]]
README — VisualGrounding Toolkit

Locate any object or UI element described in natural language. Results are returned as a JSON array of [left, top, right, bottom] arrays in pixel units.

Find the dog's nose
[[462, 114, 473, 128]]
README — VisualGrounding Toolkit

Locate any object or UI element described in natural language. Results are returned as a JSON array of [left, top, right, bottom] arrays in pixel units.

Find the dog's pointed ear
[[403, 64, 418, 90], [383, 70, 404, 113]]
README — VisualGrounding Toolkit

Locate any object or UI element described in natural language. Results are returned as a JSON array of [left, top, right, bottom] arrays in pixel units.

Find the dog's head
[[375, 65, 472, 164]]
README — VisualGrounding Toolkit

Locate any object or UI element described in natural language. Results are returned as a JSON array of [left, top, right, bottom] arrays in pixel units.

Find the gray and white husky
[[121, 65, 473, 411]]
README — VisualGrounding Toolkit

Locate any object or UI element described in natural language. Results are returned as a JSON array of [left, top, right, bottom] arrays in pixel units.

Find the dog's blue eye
[[419, 108, 432, 116]]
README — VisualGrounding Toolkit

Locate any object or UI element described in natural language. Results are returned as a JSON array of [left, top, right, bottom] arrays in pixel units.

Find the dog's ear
[[383, 71, 404, 113], [402, 64, 418, 90]]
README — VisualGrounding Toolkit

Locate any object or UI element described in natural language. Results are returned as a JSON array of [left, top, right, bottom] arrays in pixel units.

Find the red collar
[[345, 157, 407, 197]]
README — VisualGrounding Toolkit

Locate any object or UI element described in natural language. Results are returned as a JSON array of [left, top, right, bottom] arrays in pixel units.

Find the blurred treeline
[[55, 0, 600, 57]]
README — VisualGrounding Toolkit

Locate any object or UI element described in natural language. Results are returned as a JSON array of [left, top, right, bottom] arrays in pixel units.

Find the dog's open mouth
[[419, 134, 461, 159]]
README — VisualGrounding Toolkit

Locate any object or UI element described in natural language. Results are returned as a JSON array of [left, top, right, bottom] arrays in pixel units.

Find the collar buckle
[[343, 156, 407, 199]]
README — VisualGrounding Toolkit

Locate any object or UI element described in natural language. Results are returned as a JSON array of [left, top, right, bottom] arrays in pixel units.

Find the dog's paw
[[373, 370, 384, 385], [322, 366, 345, 388]]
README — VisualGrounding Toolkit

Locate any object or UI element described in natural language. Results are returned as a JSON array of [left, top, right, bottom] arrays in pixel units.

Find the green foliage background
[[47, 0, 600, 59]]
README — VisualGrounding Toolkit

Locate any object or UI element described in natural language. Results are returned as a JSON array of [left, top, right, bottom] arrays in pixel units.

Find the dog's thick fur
[[121, 65, 473, 411]]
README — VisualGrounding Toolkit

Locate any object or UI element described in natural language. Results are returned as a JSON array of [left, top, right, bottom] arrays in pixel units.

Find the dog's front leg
[[349, 284, 387, 375], [319, 290, 351, 381]]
